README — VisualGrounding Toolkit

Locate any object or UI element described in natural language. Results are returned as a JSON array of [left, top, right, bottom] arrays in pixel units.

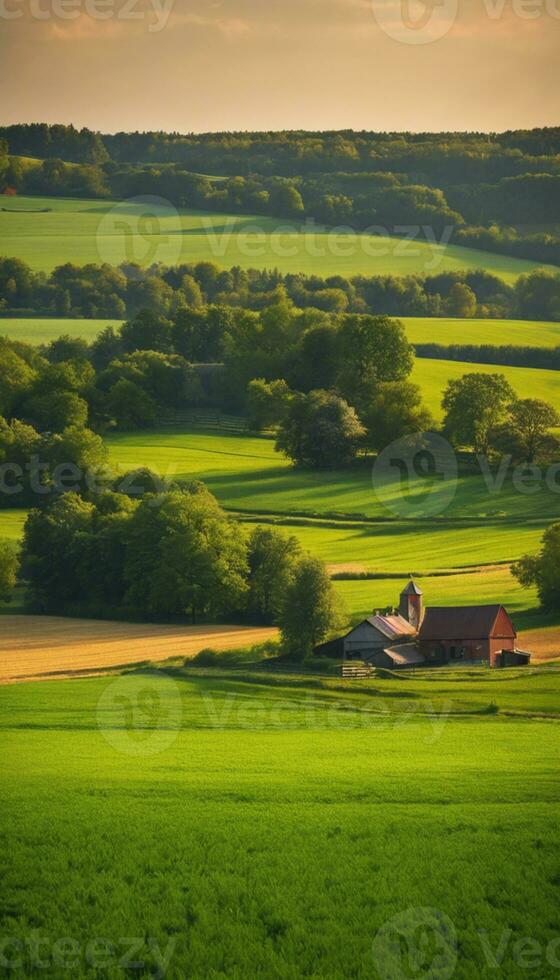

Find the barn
[[418, 604, 522, 668], [316, 579, 531, 669]]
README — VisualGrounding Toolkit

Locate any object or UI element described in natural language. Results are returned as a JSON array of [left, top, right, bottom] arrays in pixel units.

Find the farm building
[[418, 605, 522, 667], [318, 579, 531, 669], [341, 612, 419, 667]]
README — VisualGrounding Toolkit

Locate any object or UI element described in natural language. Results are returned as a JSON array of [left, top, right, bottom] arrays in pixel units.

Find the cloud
[[171, 11, 253, 37], [47, 15, 128, 40]]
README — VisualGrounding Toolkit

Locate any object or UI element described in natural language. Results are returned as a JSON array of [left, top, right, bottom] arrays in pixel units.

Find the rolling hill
[[1, 195, 555, 281]]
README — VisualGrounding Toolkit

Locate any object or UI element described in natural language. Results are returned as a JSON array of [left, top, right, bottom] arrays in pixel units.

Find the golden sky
[[2, 0, 559, 132]]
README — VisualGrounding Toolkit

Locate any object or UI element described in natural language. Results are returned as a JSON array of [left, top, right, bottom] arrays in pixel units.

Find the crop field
[[0, 195, 554, 281], [0, 615, 277, 684], [1, 670, 559, 978], [402, 316, 560, 349], [0, 317, 122, 345]]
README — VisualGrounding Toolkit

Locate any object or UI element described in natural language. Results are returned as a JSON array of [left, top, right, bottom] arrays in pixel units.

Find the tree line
[[2, 256, 559, 322], [3, 480, 345, 658], [3, 124, 558, 180], [415, 343, 560, 371]]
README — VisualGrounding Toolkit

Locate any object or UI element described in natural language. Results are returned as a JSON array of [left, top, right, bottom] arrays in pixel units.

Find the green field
[[402, 317, 560, 349], [1, 670, 559, 978], [3, 315, 560, 354], [412, 357, 560, 420], [0, 317, 122, 345], [104, 427, 560, 523], [333, 566, 539, 624], [0, 510, 28, 541], [0, 195, 554, 281], [0, 506, 548, 634], [249, 520, 547, 572], [0, 503, 547, 570], [5, 416, 557, 637]]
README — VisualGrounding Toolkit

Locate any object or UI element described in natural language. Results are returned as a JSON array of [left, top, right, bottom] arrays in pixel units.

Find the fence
[[341, 662, 374, 679], [157, 411, 249, 433]]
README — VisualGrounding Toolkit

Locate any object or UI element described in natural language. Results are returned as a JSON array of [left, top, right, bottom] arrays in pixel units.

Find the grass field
[[0, 507, 553, 644], [104, 426, 560, 522], [412, 357, 560, 420], [0, 195, 554, 281], [332, 568, 560, 654], [103, 423, 560, 643], [2, 503, 548, 572], [0, 317, 122, 345], [0, 510, 28, 541], [1, 669, 559, 978], [2, 315, 560, 354], [402, 317, 560, 349]]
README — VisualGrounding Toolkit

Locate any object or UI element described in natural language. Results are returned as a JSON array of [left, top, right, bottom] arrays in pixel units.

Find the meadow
[[0, 510, 28, 541], [4, 410, 559, 648], [0, 317, 121, 345], [401, 317, 560, 349], [412, 357, 560, 420], [0, 504, 552, 649], [1, 670, 559, 979], [3, 315, 560, 352], [104, 427, 560, 522], [332, 567, 547, 634], [2, 501, 547, 577], [0, 195, 553, 281]]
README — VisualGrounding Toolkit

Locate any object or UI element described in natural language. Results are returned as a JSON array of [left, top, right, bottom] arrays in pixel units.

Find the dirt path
[[0, 615, 278, 684]]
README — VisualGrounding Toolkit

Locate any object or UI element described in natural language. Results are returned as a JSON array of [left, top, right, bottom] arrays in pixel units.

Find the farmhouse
[[320, 580, 531, 669]]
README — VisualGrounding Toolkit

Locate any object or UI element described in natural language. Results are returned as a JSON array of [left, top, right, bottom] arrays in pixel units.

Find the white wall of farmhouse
[[344, 621, 388, 659]]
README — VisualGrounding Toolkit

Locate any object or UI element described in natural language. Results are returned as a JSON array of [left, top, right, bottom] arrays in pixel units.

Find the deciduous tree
[[276, 390, 365, 469], [279, 555, 346, 659], [442, 373, 516, 453]]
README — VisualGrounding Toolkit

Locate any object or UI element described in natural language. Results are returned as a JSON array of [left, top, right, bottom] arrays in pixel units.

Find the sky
[[1, 0, 559, 133]]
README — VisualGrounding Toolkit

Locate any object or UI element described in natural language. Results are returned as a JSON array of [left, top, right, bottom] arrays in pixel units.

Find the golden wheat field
[[0, 616, 278, 684]]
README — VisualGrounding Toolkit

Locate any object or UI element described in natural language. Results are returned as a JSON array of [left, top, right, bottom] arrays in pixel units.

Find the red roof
[[419, 605, 515, 641]]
